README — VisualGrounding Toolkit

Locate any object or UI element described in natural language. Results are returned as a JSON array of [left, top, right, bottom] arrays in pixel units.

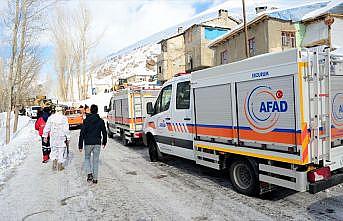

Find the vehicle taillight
[[134, 132, 142, 138], [307, 166, 331, 183]]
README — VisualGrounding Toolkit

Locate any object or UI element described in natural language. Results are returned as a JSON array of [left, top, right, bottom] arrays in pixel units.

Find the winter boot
[[52, 159, 58, 171], [87, 174, 93, 182], [57, 163, 64, 171]]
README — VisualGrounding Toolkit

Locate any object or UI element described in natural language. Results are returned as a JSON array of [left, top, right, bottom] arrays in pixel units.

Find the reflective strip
[[195, 143, 306, 165]]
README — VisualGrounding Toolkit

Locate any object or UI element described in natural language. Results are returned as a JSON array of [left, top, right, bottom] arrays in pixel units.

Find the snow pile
[[78, 93, 113, 118], [0, 112, 31, 147], [0, 113, 33, 185]]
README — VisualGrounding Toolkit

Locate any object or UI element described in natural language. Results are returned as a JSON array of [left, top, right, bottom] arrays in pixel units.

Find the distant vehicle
[[28, 106, 41, 119], [64, 109, 83, 129], [143, 49, 343, 196], [105, 86, 160, 145], [18, 106, 26, 116]]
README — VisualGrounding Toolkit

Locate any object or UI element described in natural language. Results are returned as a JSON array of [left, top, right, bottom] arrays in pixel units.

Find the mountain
[[93, 3, 241, 85]]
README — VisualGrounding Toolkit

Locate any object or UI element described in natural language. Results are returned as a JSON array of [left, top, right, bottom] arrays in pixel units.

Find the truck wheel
[[229, 159, 259, 196], [148, 139, 159, 162], [122, 138, 129, 146], [121, 131, 129, 146], [108, 127, 114, 138]]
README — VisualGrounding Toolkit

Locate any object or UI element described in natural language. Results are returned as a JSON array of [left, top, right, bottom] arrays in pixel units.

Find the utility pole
[[242, 0, 249, 58]]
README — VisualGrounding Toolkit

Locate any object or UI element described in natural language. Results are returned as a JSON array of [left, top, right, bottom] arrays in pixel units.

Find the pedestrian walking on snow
[[43, 106, 70, 171], [35, 106, 51, 163], [78, 104, 107, 184]]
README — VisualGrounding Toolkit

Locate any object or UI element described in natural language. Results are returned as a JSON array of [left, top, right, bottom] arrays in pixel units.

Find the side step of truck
[[194, 147, 220, 170]]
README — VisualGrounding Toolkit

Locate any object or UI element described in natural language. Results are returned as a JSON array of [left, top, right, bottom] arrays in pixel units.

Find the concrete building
[[209, 2, 343, 66], [301, 2, 343, 50], [157, 9, 240, 83], [126, 74, 151, 84], [209, 14, 298, 65], [156, 28, 185, 83], [184, 9, 240, 72]]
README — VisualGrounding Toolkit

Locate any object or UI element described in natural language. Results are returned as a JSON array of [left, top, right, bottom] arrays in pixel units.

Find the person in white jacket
[[43, 106, 70, 171]]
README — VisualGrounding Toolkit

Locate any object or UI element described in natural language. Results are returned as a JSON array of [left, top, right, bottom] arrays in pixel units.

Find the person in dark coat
[[78, 104, 107, 184]]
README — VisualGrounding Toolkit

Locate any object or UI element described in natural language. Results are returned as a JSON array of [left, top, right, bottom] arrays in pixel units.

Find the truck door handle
[[165, 117, 171, 120], [184, 118, 191, 121]]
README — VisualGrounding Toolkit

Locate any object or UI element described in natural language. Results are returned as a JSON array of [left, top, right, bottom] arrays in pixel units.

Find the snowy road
[[0, 122, 343, 221]]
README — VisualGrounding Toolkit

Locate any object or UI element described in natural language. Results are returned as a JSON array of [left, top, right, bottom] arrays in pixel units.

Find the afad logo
[[332, 93, 343, 129], [244, 86, 288, 133]]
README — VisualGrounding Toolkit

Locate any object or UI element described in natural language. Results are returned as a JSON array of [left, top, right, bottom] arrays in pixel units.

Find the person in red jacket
[[35, 107, 51, 163]]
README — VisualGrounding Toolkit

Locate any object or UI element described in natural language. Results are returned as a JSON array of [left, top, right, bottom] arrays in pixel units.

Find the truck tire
[[148, 139, 159, 162], [107, 125, 114, 138], [229, 159, 259, 196], [120, 130, 129, 146]]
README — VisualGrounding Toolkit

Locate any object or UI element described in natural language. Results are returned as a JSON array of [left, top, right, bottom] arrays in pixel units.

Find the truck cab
[[144, 74, 194, 161]]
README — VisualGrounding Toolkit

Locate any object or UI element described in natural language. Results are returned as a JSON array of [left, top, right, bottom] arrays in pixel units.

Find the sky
[[0, 0, 324, 81]]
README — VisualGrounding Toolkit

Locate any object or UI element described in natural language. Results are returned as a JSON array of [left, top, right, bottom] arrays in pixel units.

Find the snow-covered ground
[[0, 112, 34, 186], [0, 128, 342, 220]]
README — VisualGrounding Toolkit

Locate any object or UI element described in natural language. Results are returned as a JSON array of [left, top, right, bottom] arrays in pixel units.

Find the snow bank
[[0, 112, 31, 147], [79, 93, 113, 118], [0, 113, 33, 185]]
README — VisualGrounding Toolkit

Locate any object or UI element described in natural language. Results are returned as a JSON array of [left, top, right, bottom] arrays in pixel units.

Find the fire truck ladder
[[307, 49, 332, 166]]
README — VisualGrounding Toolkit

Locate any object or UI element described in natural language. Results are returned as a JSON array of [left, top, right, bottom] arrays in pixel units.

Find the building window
[[248, 37, 256, 56], [220, 50, 229, 64], [281, 31, 296, 48]]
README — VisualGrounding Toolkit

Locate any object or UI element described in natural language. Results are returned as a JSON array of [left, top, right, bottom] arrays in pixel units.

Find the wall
[[185, 25, 202, 72], [268, 19, 296, 52], [127, 75, 150, 84], [185, 15, 239, 72], [157, 34, 185, 82], [212, 18, 297, 66]]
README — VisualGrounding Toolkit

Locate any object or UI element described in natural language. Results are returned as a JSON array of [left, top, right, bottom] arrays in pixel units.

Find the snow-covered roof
[[267, 1, 329, 22], [209, 1, 331, 48], [302, 0, 343, 21]]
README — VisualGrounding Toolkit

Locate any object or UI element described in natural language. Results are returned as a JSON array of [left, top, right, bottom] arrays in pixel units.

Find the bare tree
[[50, 6, 76, 102], [5, 0, 20, 144], [2, 0, 48, 143], [51, 1, 103, 102]]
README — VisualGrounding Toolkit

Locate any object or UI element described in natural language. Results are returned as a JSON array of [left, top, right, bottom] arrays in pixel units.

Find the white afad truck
[[105, 86, 160, 145], [143, 49, 343, 196]]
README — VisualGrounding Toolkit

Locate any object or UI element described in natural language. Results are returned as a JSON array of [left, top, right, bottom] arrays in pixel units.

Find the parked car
[[28, 106, 41, 119]]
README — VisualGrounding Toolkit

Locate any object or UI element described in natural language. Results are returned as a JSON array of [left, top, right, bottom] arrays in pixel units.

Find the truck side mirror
[[104, 106, 109, 112], [147, 102, 154, 115]]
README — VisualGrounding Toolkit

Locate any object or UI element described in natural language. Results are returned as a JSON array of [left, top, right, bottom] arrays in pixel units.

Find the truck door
[[150, 84, 173, 153], [170, 80, 194, 160]]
